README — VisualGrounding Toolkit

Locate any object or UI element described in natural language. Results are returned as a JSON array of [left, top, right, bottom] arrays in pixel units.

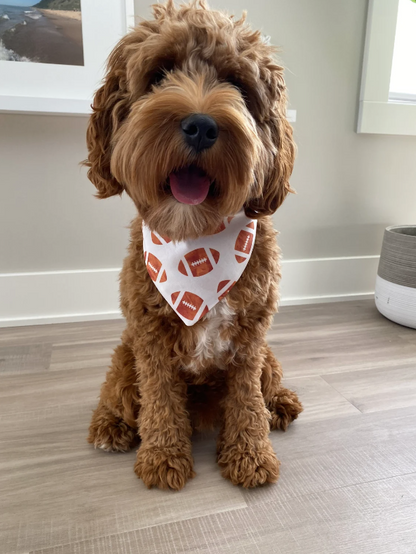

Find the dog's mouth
[[168, 165, 213, 205]]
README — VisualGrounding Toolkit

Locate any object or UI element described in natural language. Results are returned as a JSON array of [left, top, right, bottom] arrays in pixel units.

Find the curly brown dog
[[85, 0, 302, 491]]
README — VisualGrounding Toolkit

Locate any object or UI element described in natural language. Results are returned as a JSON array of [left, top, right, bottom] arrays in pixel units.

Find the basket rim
[[385, 225, 416, 238]]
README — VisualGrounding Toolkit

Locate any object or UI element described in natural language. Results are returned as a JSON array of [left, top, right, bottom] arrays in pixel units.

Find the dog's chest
[[184, 300, 235, 372]]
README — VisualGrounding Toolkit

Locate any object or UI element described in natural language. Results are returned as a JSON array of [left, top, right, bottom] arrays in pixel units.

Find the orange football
[[146, 253, 164, 282], [151, 232, 171, 245], [178, 248, 220, 277], [213, 221, 226, 234], [173, 291, 204, 321], [217, 280, 236, 301], [235, 230, 254, 263]]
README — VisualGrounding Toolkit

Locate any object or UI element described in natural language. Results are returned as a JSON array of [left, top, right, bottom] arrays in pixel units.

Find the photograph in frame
[[0, 0, 135, 115], [0, 0, 84, 66]]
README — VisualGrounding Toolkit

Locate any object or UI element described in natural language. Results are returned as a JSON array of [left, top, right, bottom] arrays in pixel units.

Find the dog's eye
[[224, 76, 265, 120], [225, 77, 256, 112], [225, 77, 255, 107], [226, 77, 246, 96], [148, 68, 167, 87], [147, 61, 175, 90]]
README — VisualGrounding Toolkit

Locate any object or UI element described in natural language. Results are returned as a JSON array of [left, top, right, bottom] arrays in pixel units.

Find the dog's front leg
[[133, 352, 195, 491], [217, 353, 280, 488]]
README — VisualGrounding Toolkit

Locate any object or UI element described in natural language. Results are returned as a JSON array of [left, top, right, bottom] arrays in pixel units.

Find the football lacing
[[191, 257, 207, 267], [243, 236, 250, 251], [182, 301, 197, 310], [148, 262, 158, 274]]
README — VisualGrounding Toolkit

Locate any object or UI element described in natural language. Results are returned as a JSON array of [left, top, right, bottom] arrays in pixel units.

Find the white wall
[[1, 0, 415, 325]]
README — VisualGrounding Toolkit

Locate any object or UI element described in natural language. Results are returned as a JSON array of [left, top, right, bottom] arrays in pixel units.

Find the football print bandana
[[142, 210, 257, 326]]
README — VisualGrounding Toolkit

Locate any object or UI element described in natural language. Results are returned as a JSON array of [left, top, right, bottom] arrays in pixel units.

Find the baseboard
[[0, 269, 121, 328], [279, 292, 375, 307], [278, 255, 379, 306], [0, 255, 379, 327]]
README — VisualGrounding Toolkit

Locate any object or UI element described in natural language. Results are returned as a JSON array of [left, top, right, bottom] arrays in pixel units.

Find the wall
[[1, 0, 415, 325]]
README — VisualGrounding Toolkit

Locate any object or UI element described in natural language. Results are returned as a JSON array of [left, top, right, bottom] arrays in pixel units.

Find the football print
[[212, 221, 226, 234], [235, 229, 254, 263], [145, 252, 167, 283], [178, 248, 220, 277], [212, 215, 236, 234], [217, 280, 236, 301], [142, 214, 257, 325], [171, 291, 207, 322], [151, 231, 171, 245]]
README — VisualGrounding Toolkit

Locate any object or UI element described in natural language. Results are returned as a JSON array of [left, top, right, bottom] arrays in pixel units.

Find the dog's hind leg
[[261, 345, 303, 431], [88, 339, 140, 452]]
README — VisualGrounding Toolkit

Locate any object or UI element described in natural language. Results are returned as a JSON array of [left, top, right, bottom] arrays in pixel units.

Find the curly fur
[[85, 0, 302, 490]]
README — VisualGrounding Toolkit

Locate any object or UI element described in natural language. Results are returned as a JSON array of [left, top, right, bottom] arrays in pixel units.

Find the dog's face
[[85, 0, 295, 241]]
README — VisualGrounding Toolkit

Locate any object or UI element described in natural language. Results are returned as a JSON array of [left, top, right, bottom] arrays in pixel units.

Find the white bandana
[[142, 210, 257, 326]]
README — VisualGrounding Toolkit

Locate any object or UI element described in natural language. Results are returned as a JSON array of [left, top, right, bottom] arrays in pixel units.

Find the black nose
[[180, 114, 218, 153]]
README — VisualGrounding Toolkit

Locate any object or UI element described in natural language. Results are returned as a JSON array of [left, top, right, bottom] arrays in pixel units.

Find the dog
[[85, 0, 302, 491]]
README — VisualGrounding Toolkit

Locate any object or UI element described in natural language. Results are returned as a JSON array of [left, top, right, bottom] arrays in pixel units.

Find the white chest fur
[[185, 300, 235, 372]]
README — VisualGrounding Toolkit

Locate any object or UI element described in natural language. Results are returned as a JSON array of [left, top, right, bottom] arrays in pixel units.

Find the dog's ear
[[84, 41, 130, 199], [245, 67, 296, 218]]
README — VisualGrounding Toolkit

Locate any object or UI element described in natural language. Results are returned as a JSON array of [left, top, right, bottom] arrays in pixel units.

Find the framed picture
[[0, 0, 135, 115]]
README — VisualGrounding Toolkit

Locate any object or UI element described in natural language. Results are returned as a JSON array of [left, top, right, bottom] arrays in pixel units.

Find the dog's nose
[[180, 114, 218, 153]]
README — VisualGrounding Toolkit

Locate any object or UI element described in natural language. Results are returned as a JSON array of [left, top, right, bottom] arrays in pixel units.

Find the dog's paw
[[267, 387, 303, 431], [217, 442, 280, 488], [134, 445, 195, 491], [88, 404, 138, 452]]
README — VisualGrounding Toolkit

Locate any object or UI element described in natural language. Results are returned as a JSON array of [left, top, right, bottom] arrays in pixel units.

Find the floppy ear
[[84, 41, 130, 199], [245, 70, 296, 217]]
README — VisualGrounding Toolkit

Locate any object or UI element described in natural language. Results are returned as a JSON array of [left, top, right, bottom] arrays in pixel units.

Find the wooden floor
[[1, 300, 416, 554]]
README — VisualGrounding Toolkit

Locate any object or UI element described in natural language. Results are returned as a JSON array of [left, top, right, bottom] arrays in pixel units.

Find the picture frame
[[0, 0, 135, 116]]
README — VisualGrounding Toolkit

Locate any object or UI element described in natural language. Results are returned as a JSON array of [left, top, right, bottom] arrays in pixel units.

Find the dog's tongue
[[169, 166, 210, 205]]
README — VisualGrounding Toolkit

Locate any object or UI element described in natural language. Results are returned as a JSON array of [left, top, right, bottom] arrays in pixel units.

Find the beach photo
[[0, 0, 83, 65]]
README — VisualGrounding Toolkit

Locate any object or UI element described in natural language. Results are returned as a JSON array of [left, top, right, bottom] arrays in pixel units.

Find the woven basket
[[375, 225, 416, 329]]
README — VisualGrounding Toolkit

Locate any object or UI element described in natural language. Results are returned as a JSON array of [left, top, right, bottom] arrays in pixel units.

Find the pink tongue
[[169, 166, 211, 205]]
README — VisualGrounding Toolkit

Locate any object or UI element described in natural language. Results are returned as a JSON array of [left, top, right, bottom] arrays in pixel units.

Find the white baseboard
[[0, 255, 379, 327], [279, 292, 375, 307], [0, 269, 122, 328], [279, 255, 379, 306]]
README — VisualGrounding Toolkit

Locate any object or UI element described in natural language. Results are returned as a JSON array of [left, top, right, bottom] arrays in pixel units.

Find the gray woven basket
[[375, 225, 416, 329]]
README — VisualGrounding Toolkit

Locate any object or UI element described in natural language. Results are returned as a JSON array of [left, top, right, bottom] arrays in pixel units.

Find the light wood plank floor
[[1, 300, 416, 554]]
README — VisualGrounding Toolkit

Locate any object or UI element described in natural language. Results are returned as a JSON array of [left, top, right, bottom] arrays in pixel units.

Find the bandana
[[142, 210, 257, 326]]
